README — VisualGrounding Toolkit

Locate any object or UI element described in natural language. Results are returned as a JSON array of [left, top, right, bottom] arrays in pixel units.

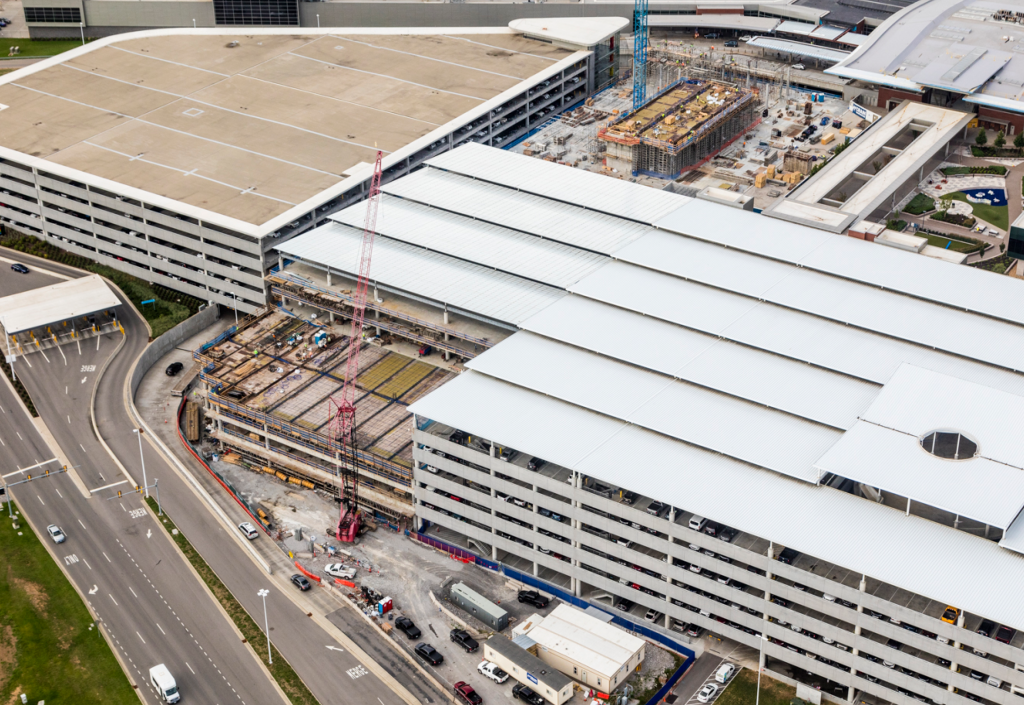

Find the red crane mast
[[329, 150, 383, 542]]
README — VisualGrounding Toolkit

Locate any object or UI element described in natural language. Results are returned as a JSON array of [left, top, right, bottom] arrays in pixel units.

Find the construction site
[[193, 306, 457, 524], [599, 81, 760, 178]]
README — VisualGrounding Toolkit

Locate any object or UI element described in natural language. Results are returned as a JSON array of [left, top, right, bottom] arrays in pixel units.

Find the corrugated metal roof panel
[[614, 231, 1024, 371], [813, 421, 1024, 528], [425, 143, 689, 224], [413, 372, 1024, 632], [520, 296, 880, 430], [999, 512, 1024, 555], [468, 332, 840, 481], [746, 37, 850, 62], [382, 168, 652, 255], [861, 364, 1024, 470], [330, 195, 608, 289], [275, 222, 564, 326], [573, 261, 1024, 398]]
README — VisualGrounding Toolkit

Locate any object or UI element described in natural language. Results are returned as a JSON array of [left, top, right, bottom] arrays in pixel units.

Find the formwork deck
[[199, 310, 453, 468]]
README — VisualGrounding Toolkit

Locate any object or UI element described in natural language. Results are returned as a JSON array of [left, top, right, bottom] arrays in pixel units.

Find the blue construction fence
[[410, 527, 695, 704]]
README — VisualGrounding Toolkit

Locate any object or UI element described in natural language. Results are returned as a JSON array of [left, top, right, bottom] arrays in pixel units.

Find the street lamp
[[755, 633, 769, 705], [132, 428, 148, 498], [79, 22, 85, 45], [232, 292, 239, 325], [258, 589, 272, 665], [316, 13, 320, 27]]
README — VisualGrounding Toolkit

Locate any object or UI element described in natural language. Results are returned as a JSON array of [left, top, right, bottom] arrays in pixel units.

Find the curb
[[88, 321, 139, 490]]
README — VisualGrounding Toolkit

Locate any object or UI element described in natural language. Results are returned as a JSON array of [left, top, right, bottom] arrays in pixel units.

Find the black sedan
[[395, 617, 421, 639], [518, 590, 549, 608], [165, 361, 185, 376], [415, 643, 444, 665], [10, 263, 28, 274], [290, 574, 311, 591]]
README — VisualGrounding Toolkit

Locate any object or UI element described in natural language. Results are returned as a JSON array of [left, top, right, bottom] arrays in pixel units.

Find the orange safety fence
[[335, 578, 356, 588], [294, 561, 322, 583]]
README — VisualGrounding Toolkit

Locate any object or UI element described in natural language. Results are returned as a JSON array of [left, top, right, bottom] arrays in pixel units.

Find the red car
[[454, 682, 482, 705]]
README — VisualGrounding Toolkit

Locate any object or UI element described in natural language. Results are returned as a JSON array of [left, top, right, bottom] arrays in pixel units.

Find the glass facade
[[213, 0, 298, 26]]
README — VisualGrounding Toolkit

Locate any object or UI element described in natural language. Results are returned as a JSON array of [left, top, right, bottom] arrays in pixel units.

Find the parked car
[[418, 344, 433, 357], [165, 361, 185, 376], [697, 684, 719, 703], [528, 457, 546, 471], [616, 598, 635, 612], [498, 447, 518, 462], [395, 616, 421, 639], [10, 263, 29, 274], [414, 643, 444, 665], [941, 605, 960, 623], [996, 625, 1016, 644], [518, 590, 549, 608], [323, 563, 357, 580], [725, 40, 738, 47], [477, 661, 509, 684], [792, 63, 806, 70], [644, 608, 663, 623], [704, 32, 720, 39], [622, 490, 638, 505], [290, 574, 311, 591], [977, 619, 996, 638], [740, 35, 753, 41], [450, 628, 479, 653], [454, 682, 482, 705], [512, 684, 544, 705], [238, 522, 259, 539], [47, 524, 66, 543], [778, 547, 799, 564], [646, 501, 666, 516]]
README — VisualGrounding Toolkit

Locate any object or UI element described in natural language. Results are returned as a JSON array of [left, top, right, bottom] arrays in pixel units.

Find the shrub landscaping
[[941, 165, 1007, 176], [922, 233, 986, 254], [930, 210, 977, 229], [940, 191, 1008, 231], [904, 193, 935, 215], [886, 219, 908, 232], [0, 233, 204, 338]]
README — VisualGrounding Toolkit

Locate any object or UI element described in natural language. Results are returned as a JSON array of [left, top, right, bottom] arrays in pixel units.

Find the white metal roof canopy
[[0, 274, 120, 335]]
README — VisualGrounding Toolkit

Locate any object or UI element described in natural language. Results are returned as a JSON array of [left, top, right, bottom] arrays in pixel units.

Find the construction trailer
[[449, 582, 509, 630], [599, 80, 760, 179], [484, 636, 575, 705]]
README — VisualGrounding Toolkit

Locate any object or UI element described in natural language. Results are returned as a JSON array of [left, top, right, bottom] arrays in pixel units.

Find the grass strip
[[715, 668, 796, 705], [0, 38, 93, 57], [922, 233, 985, 253], [145, 496, 319, 705], [0, 501, 137, 703], [0, 355, 37, 416], [1, 234, 203, 338], [941, 191, 1009, 230]]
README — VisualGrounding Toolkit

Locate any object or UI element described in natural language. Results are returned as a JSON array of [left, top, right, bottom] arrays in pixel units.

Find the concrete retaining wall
[[130, 304, 221, 398]]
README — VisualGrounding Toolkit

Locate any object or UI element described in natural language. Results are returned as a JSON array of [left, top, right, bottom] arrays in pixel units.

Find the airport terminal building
[[0, 21, 623, 313], [268, 143, 1024, 705]]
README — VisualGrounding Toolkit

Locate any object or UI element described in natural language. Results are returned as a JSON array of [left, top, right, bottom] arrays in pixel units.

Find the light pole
[[232, 292, 239, 325], [79, 22, 84, 45], [316, 13, 320, 27], [132, 428, 148, 498], [258, 589, 272, 665], [755, 633, 769, 705]]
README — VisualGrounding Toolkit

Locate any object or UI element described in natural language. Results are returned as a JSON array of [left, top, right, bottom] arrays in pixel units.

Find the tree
[[976, 128, 988, 147], [1014, 131, 1024, 155], [995, 130, 1006, 150]]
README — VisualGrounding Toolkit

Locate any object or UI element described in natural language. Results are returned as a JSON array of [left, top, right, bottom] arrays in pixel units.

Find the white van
[[689, 516, 708, 531], [715, 663, 736, 684], [150, 664, 180, 703], [988, 676, 1003, 689]]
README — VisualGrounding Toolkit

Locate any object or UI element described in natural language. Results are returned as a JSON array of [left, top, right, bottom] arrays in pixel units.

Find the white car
[[47, 524, 66, 543], [644, 609, 663, 623], [740, 35, 753, 41], [792, 63, 806, 70], [324, 563, 357, 580], [697, 684, 719, 703], [477, 660, 509, 684], [238, 522, 259, 540]]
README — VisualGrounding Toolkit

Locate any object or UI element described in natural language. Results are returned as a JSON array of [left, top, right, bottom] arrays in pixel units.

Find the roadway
[[1, 252, 440, 705], [0, 264, 280, 705]]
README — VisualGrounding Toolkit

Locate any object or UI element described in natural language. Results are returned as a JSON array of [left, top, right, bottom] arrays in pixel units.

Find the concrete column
[[490, 444, 496, 458], [764, 542, 774, 602], [492, 544, 498, 561], [326, 268, 331, 286], [443, 308, 451, 362], [669, 506, 676, 522], [216, 417, 222, 433], [278, 254, 283, 272], [664, 612, 671, 630], [950, 611, 965, 681], [262, 421, 270, 450], [759, 643, 766, 669], [533, 562, 538, 577]]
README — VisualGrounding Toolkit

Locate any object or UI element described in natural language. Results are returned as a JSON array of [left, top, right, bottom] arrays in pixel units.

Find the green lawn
[[903, 193, 935, 215], [944, 191, 1009, 231], [922, 233, 984, 253], [0, 502, 137, 704], [716, 668, 795, 705], [0, 38, 91, 58]]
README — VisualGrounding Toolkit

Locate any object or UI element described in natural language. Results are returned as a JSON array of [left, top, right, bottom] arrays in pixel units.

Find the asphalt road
[[1, 251, 439, 705], [0, 262, 280, 705]]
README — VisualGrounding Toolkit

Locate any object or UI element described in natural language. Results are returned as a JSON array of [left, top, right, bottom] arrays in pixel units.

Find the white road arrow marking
[[146, 529, 152, 539], [326, 645, 345, 653], [88, 585, 98, 595], [81, 377, 87, 384]]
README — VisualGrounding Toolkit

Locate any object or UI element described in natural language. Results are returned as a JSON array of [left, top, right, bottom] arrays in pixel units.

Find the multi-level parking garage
[[0, 20, 623, 312], [269, 143, 1024, 705]]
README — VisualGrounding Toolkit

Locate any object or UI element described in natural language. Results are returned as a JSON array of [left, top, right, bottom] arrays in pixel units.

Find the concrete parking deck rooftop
[[0, 28, 573, 229]]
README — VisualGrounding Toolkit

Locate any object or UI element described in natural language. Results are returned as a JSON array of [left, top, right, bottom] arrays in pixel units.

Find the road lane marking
[[66, 385, 68, 395], [15, 432, 22, 440], [67, 415, 71, 424], [76, 337, 81, 355], [136, 631, 146, 644], [81, 377, 87, 384], [88, 585, 98, 594], [102, 551, 111, 562], [96, 336, 100, 351], [78, 519, 87, 530], [0, 437, 5, 447], [83, 558, 92, 570], [37, 494, 44, 505], [89, 479, 127, 493], [56, 343, 67, 365], [55, 488, 62, 498], [157, 623, 166, 635], [109, 594, 118, 606], [79, 443, 86, 453], [186, 662, 195, 675], [0, 404, 4, 412], [119, 502, 126, 512], [38, 348, 49, 363], [129, 586, 138, 598], [3, 458, 60, 478]]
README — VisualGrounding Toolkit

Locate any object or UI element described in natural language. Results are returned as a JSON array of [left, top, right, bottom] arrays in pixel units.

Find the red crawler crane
[[328, 150, 383, 543]]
